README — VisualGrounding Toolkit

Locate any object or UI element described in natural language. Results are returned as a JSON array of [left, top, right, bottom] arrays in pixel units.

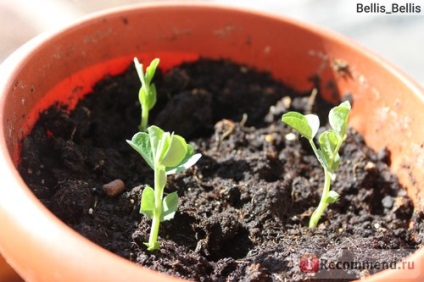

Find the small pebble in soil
[[284, 132, 297, 142], [102, 179, 125, 197], [382, 195, 394, 209], [264, 134, 275, 143], [364, 161, 376, 171]]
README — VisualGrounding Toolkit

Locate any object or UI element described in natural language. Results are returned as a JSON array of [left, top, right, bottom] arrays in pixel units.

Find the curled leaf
[[318, 130, 340, 171], [305, 114, 320, 139], [161, 192, 179, 221], [326, 190, 340, 204], [166, 153, 202, 175], [329, 100, 351, 138], [145, 58, 160, 85], [161, 134, 188, 167], [126, 132, 154, 170], [282, 112, 319, 140], [147, 125, 165, 162], [134, 57, 159, 131]]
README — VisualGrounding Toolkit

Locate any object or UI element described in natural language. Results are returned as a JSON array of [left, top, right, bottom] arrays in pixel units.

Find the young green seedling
[[282, 101, 351, 228], [133, 57, 160, 132], [127, 125, 201, 250]]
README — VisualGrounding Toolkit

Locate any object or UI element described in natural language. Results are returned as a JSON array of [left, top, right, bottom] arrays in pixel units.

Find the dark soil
[[19, 59, 423, 281]]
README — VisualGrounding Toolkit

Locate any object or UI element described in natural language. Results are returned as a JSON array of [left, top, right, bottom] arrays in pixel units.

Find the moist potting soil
[[19, 59, 423, 281]]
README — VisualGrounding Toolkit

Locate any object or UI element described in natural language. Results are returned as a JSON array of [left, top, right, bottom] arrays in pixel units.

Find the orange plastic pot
[[0, 3, 423, 281], [0, 253, 21, 282]]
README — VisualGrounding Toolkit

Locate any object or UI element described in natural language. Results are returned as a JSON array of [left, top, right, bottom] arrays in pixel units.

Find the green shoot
[[282, 101, 351, 228], [134, 57, 160, 132], [127, 125, 201, 250]]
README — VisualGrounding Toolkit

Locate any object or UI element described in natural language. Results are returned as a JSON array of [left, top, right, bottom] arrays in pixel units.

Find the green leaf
[[320, 130, 339, 151], [305, 114, 320, 139], [139, 86, 156, 111], [147, 125, 165, 162], [126, 132, 154, 170], [165, 142, 201, 174], [134, 57, 159, 89], [166, 153, 202, 175], [140, 186, 155, 219], [148, 84, 157, 110], [282, 112, 319, 140], [134, 57, 159, 130], [145, 58, 160, 85], [161, 134, 188, 168], [161, 192, 179, 221], [319, 130, 343, 171], [326, 190, 340, 204], [329, 101, 351, 138], [331, 155, 341, 172], [139, 87, 147, 107], [155, 132, 171, 164], [130, 126, 202, 174], [133, 57, 145, 84]]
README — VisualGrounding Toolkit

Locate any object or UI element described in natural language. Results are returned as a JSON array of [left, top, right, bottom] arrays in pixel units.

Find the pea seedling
[[133, 57, 160, 132], [282, 101, 351, 228], [127, 125, 201, 250]]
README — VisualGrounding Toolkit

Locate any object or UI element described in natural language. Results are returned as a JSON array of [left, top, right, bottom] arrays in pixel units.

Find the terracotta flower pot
[[0, 253, 21, 282], [0, 3, 423, 281]]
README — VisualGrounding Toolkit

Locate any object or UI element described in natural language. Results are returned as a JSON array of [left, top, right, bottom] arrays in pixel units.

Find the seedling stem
[[282, 101, 351, 228]]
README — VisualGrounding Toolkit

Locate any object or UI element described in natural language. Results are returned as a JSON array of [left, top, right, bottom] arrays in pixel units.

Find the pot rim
[[2, 1, 423, 98]]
